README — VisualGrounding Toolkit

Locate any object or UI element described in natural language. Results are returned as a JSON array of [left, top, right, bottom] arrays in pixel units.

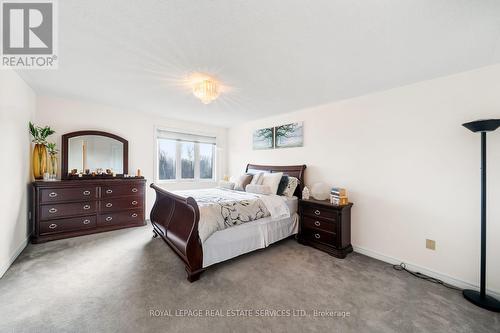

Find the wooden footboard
[[149, 184, 204, 282]]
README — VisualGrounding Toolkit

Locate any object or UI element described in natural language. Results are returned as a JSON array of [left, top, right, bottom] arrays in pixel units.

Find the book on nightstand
[[330, 187, 348, 205]]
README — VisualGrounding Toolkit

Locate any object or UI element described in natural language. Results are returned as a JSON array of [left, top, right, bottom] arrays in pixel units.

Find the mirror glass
[[68, 135, 124, 174]]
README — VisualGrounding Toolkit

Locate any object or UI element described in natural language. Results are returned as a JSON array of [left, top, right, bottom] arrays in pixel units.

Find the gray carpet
[[1, 225, 499, 333]]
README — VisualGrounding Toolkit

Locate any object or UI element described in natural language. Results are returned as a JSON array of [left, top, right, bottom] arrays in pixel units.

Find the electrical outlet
[[426, 239, 436, 250]]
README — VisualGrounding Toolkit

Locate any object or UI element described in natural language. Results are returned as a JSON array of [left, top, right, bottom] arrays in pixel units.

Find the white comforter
[[173, 188, 290, 243]]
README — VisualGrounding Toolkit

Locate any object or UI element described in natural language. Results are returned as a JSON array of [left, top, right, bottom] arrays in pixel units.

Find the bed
[[149, 164, 306, 282]]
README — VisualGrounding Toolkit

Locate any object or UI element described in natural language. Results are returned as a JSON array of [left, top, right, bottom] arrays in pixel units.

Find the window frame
[[154, 127, 217, 184]]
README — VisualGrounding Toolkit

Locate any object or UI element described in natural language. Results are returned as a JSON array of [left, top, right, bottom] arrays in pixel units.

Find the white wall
[[227, 64, 500, 294], [36, 95, 228, 215], [0, 70, 36, 278]]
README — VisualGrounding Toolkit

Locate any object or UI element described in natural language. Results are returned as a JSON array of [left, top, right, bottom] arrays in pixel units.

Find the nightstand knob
[[314, 221, 321, 227], [48, 223, 57, 229], [105, 216, 113, 222], [314, 210, 321, 216], [106, 203, 113, 208], [83, 219, 91, 225], [48, 208, 57, 213], [49, 192, 58, 198], [314, 233, 321, 239]]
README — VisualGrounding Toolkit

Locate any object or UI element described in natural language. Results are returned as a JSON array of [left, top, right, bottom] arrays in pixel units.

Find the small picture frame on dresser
[[298, 198, 353, 258]]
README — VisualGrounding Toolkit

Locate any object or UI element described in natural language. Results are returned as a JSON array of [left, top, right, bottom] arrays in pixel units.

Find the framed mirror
[[61, 131, 128, 179]]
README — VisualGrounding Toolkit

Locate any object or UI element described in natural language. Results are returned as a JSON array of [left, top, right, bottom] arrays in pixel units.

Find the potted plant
[[29, 122, 55, 179], [46, 142, 59, 180]]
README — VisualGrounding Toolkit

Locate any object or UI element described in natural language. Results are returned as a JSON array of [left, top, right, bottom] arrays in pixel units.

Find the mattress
[[202, 196, 298, 267]]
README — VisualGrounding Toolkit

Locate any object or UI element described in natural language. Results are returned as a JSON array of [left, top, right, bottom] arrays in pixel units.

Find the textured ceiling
[[17, 0, 500, 126]]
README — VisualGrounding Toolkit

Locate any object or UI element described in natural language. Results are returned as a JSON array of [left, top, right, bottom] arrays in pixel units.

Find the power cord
[[393, 263, 462, 291]]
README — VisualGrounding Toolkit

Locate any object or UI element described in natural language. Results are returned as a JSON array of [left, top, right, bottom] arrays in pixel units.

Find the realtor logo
[[1, 0, 58, 69]]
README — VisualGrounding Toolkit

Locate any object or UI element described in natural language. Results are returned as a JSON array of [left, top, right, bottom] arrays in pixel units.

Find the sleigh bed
[[149, 164, 306, 282]]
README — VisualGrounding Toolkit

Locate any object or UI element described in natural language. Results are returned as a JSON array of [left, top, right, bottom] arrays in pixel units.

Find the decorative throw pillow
[[261, 172, 283, 194], [245, 184, 272, 195], [231, 174, 253, 191], [276, 176, 289, 196], [250, 172, 265, 185], [282, 176, 299, 197]]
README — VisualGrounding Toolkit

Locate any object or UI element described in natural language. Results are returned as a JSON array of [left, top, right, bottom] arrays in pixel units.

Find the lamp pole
[[462, 119, 500, 312]]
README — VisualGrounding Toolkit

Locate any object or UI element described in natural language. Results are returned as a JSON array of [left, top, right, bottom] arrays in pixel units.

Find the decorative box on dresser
[[31, 179, 146, 243], [298, 198, 353, 258]]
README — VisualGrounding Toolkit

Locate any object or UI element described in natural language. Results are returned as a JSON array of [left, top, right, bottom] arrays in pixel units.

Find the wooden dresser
[[31, 179, 146, 243], [298, 198, 353, 258]]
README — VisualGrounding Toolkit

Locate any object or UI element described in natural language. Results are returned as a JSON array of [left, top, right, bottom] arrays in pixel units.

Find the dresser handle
[[83, 190, 91, 196], [314, 221, 321, 227], [83, 205, 91, 210], [106, 203, 113, 208], [106, 189, 113, 194], [314, 233, 321, 239], [105, 216, 113, 222], [131, 188, 138, 193], [314, 210, 321, 216], [131, 200, 138, 205], [131, 213, 138, 218], [83, 219, 91, 225], [48, 208, 58, 213], [48, 223, 57, 229], [49, 192, 58, 198]]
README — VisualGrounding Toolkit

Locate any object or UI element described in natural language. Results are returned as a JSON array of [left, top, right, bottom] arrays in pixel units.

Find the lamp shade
[[462, 119, 500, 133]]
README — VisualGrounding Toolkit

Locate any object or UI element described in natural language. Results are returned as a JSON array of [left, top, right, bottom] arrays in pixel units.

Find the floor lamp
[[462, 119, 500, 312]]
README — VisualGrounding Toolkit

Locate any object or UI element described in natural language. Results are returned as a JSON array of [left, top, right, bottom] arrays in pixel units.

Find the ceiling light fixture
[[191, 76, 220, 104]]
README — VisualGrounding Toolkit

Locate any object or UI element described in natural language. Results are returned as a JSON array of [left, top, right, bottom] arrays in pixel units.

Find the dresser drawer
[[302, 227, 336, 246], [98, 210, 144, 227], [40, 187, 97, 203], [100, 197, 142, 213], [40, 216, 96, 235], [41, 201, 97, 220], [302, 205, 338, 221], [302, 216, 336, 233], [101, 184, 144, 198]]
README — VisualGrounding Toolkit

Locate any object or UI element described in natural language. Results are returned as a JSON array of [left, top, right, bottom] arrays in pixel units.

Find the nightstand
[[298, 198, 353, 258]]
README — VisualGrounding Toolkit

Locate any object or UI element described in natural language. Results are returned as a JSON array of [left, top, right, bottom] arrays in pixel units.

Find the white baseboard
[[0, 237, 29, 279], [353, 245, 500, 299]]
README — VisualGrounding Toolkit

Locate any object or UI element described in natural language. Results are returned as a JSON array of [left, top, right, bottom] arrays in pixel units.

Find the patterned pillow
[[282, 177, 299, 197]]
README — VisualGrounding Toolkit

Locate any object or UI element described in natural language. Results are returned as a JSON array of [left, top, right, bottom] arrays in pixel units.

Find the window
[[158, 139, 176, 180], [156, 129, 216, 181]]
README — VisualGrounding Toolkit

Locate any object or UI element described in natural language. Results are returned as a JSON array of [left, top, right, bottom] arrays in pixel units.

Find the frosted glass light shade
[[310, 182, 330, 200]]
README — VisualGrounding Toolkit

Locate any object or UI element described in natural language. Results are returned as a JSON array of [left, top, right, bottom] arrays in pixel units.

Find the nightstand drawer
[[302, 216, 336, 233], [302, 205, 338, 221], [302, 227, 336, 246]]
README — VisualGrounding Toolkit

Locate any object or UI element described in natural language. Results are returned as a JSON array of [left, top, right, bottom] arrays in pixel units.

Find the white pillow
[[250, 172, 265, 185], [245, 184, 272, 195], [261, 172, 283, 195]]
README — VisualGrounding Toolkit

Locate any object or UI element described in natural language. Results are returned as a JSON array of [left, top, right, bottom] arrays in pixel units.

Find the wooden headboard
[[245, 164, 307, 198]]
